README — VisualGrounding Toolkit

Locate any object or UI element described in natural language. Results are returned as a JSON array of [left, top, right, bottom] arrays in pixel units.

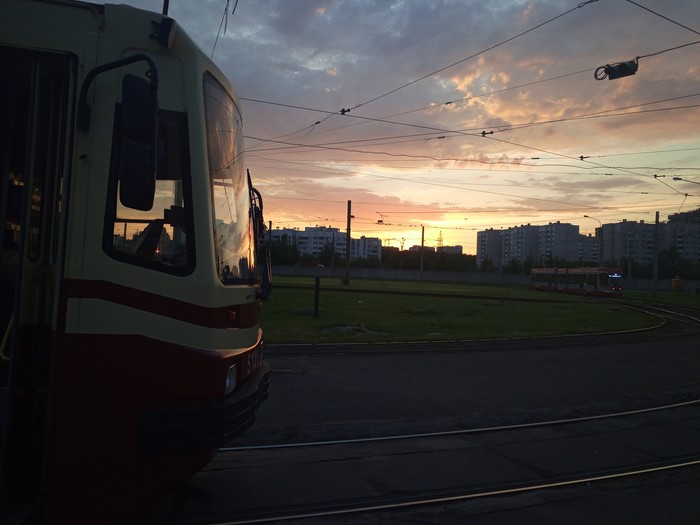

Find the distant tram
[[1, 1, 271, 524], [531, 267, 623, 297]]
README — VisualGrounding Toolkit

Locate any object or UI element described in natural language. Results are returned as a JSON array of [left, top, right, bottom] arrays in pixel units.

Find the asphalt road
[[135, 325, 700, 524], [239, 327, 700, 448]]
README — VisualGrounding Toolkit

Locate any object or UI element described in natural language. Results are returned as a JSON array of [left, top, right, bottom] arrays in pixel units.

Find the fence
[[272, 265, 700, 293]]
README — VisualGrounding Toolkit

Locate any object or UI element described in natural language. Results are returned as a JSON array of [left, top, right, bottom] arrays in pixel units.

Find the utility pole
[[331, 230, 335, 278], [343, 200, 351, 285], [652, 211, 659, 297], [583, 215, 602, 265], [420, 225, 425, 283]]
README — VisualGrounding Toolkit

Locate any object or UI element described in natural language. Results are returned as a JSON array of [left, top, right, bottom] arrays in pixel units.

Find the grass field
[[260, 276, 666, 344]]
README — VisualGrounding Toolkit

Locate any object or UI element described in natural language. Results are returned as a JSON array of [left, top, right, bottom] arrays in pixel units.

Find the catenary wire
[[240, 2, 602, 136], [624, 0, 700, 36], [244, 94, 700, 154], [339, 0, 601, 114]]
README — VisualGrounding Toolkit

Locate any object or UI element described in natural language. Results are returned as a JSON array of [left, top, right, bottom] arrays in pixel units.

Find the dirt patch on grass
[[322, 324, 388, 336]]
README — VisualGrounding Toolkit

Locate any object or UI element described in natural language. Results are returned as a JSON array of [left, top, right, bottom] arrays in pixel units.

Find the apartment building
[[270, 226, 381, 261]]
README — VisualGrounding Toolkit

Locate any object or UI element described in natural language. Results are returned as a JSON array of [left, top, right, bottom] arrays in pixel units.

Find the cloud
[[123, 0, 700, 250]]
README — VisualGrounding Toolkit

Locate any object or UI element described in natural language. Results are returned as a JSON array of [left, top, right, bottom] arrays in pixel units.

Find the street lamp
[[583, 215, 601, 228], [673, 177, 700, 186], [583, 215, 602, 265]]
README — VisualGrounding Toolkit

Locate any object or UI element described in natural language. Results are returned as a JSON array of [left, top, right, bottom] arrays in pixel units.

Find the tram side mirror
[[119, 74, 158, 211], [248, 170, 272, 300]]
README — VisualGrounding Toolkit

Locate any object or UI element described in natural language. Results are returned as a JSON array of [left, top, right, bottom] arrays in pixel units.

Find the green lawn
[[260, 277, 661, 344], [623, 289, 700, 309]]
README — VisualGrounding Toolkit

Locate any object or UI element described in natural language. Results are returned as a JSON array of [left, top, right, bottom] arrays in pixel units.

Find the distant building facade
[[437, 245, 463, 255], [598, 220, 655, 266], [408, 245, 435, 253], [500, 224, 539, 267], [270, 226, 381, 261], [538, 222, 580, 264], [668, 208, 700, 225], [271, 226, 345, 257], [352, 236, 382, 260], [662, 221, 700, 263], [476, 229, 502, 268], [579, 234, 599, 264], [476, 210, 700, 270]]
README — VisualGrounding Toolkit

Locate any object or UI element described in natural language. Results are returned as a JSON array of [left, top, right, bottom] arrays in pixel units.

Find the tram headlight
[[225, 364, 237, 395]]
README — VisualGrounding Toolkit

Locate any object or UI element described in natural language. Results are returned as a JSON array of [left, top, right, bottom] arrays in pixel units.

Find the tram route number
[[241, 345, 263, 379]]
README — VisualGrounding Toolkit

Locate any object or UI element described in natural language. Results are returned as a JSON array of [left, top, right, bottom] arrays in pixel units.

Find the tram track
[[220, 397, 700, 452], [614, 298, 700, 329], [138, 399, 700, 524], [208, 458, 700, 525]]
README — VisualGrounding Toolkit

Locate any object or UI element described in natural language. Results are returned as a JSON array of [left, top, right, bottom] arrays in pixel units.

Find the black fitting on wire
[[594, 59, 638, 80]]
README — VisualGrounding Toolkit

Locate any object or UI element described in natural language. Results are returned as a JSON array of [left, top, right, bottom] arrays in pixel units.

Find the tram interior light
[[225, 364, 237, 395]]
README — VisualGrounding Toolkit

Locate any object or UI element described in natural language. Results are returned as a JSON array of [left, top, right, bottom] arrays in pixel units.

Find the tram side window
[[105, 108, 194, 274]]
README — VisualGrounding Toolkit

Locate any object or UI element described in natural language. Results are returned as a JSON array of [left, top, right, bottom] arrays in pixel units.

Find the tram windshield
[[608, 272, 623, 289], [204, 74, 254, 285]]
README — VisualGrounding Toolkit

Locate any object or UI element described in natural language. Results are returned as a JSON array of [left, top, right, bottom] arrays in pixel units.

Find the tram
[[0, 2, 271, 523], [531, 267, 623, 296]]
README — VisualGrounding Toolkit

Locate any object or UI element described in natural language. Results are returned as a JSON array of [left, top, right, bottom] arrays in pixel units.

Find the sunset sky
[[127, 0, 699, 253]]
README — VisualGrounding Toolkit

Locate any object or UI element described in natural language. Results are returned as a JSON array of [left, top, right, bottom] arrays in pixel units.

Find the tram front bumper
[[139, 361, 270, 452]]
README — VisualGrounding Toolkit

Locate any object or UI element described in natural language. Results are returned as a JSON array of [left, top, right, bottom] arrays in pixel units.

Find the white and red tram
[[0, 2, 271, 523], [531, 267, 623, 297]]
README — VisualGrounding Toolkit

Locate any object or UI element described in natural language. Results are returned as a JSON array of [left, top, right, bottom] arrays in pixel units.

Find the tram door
[[0, 47, 75, 517]]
